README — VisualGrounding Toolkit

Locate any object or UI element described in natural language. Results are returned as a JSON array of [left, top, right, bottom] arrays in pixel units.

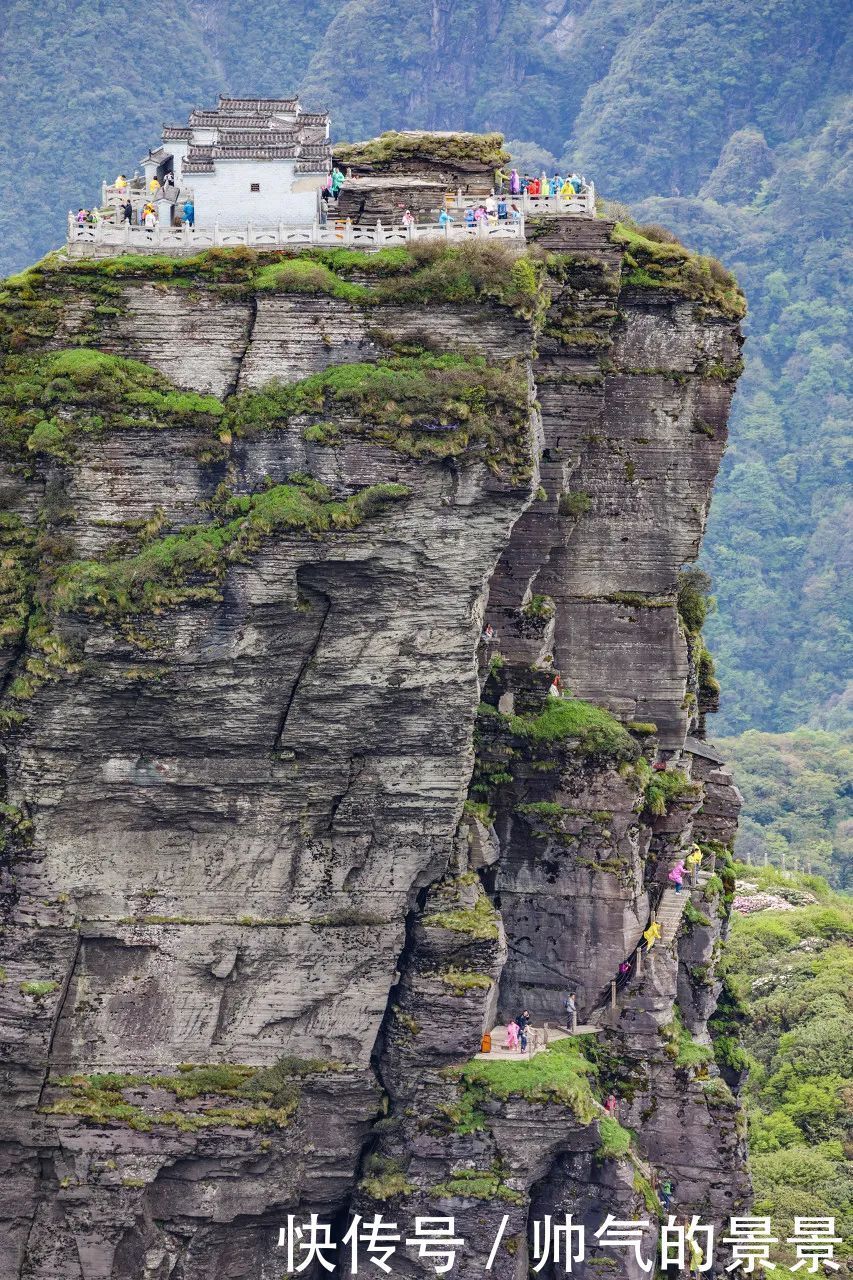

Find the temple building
[[141, 95, 331, 227]]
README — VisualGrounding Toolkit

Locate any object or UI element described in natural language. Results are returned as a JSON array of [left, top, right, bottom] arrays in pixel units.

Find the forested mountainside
[[719, 729, 852, 889], [0, 0, 849, 733], [721, 867, 852, 1269]]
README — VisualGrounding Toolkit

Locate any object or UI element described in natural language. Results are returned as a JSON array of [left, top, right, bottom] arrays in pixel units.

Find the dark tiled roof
[[182, 159, 214, 173], [218, 96, 298, 112], [189, 110, 297, 127], [189, 111, 247, 126], [162, 97, 329, 168], [211, 145, 300, 159], [217, 130, 300, 145]]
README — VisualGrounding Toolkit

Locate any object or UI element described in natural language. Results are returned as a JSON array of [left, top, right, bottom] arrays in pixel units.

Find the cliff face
[[0, 215, 747, 1279]]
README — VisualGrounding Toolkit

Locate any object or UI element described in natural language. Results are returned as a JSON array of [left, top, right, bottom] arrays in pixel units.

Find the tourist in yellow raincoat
[[643, 920, 662, 951]]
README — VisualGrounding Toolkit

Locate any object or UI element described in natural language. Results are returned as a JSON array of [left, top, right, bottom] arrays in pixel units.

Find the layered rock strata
[[0, 208, 747, 1279]]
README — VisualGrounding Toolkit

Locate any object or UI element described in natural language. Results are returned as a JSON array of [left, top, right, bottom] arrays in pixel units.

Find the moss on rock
[[233, 351, 532, 474], [52, 478, 410, 618], [612, 223, 746, 320], [450, 1035, 599, 1122], [333, 130, 509, 172]]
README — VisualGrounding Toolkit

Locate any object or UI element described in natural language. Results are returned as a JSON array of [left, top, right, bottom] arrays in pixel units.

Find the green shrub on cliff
[[642, 766, 700, 816], [509, 697, 638, 763], [19, 979, 59, 998], [422, 892, 499, 940], [431, 1165, 525, 1205], [1, 348, 225, 460], [439, 968, 493, 994], [47, 241, 545, 318], [677, 566, 716, 634], [231, 351, 531, 473], [597, 1115, 632, 1158], [660, 1008, 714, 1070], [287, 240, 545, 319], [41, 1062, 302, 1133], [612, 223, 746, 321], [52, 479, 410, 616], [255, 257, 370, 301], [359, 1163, 415, 1200]]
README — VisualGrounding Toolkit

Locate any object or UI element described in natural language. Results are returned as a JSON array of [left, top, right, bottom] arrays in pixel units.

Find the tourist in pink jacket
[[668, 859, 686, 893]]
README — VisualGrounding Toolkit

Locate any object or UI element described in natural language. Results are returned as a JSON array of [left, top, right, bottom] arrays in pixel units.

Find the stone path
[[475, 1023, 601, 1060]]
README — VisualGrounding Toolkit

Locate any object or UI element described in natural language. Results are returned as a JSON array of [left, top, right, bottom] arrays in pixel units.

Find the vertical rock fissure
[[35, 933, 82, 1108], [271, 578, 332, 752], [228, 288, 259, 398]]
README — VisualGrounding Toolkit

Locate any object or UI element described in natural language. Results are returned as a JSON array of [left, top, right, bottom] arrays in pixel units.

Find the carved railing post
[[345, 217, 353, 245]]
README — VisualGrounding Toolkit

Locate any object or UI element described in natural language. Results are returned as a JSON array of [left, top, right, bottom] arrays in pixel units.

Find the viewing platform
[[476, 1023, 602, 1060], [65, 184, 596, 259]]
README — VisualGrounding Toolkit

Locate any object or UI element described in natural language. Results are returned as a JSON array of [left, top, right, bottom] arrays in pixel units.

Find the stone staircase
[[656, 870, 712, 944], [656, 888, 688, 944]]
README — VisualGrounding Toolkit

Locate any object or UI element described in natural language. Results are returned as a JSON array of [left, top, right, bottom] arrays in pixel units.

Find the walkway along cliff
[[0, 130, 748, 1279]]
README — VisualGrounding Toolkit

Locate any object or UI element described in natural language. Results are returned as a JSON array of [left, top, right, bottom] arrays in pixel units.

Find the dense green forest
[[0, 0, 849, 734], [719, 867, 852, 1265], [720, 729, 852, 888]]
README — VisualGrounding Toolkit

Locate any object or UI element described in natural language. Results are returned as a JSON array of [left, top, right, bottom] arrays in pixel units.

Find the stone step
[[656, 887, 687, 943]]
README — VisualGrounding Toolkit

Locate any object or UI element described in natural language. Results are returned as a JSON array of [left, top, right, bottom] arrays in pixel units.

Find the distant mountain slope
[[0, 0, 849, 733]]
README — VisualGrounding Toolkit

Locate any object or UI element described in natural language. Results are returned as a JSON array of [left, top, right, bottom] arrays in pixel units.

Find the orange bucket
[[481, 1032, 492, 1054]]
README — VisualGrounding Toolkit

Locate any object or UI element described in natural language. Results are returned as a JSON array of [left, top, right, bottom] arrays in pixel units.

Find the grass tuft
[[508, 698, 638, 763], [451, 1035, 599, 1122]]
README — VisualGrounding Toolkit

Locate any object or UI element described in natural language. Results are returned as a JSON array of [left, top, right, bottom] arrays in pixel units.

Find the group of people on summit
[[497, 167, 587, 198], [76, 159, 588, 237]]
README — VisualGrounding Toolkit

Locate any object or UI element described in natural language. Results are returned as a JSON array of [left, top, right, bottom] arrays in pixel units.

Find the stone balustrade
[[66, 214, 529, 257], [447, 182, 596, 218]]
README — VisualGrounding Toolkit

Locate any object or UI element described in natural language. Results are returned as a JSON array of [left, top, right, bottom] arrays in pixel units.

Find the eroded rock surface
[[0, 210, 748, 1278]]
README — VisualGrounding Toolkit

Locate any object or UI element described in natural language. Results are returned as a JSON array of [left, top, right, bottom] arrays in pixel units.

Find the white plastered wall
[[190, 159, 322, 226]]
